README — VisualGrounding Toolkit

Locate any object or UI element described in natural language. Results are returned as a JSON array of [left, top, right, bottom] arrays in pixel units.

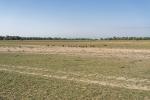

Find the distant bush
[[104, 44, 108, 46]]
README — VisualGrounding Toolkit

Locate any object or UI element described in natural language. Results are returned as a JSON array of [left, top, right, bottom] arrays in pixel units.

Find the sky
[[0, 0, 150, 38]]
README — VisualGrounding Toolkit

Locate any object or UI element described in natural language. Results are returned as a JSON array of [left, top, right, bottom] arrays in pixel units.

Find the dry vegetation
[[0, 40, 150, 100]]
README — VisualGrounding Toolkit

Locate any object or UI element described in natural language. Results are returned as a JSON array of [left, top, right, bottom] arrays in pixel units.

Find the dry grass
[[0, 40, 150, 99]]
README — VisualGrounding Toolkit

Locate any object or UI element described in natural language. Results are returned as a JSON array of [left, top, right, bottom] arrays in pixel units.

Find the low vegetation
[[0, 40, 150, 99]]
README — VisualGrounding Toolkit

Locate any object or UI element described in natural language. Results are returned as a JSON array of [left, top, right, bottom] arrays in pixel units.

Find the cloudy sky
[[0, 0, 150, 38]]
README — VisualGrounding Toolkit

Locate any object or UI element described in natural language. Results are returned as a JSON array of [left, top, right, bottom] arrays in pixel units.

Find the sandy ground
[[0, 46, 150, 59]]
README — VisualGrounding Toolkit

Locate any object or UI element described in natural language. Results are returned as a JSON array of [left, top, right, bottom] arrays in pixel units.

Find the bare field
[[0, 40, 150, 100]]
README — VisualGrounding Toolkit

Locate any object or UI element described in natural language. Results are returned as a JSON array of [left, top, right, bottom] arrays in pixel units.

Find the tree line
[[0, 36, 150, 40], [100, 37, 150, 40]]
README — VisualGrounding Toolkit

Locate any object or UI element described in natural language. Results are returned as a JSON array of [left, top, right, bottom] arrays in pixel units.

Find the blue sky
[[0, 0, 150, 38]]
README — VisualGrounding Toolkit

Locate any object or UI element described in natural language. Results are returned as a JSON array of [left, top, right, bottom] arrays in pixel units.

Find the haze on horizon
[[0, 0, 150, 38]]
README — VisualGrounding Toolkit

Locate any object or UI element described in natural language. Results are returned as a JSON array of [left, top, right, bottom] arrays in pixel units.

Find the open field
[[0, 40, 150, 100], [0, 40, 150, 49]]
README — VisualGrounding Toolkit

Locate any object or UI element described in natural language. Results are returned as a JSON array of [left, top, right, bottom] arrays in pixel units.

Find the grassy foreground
[[0, 71, 149, 100], [0, 52, 150, 100]]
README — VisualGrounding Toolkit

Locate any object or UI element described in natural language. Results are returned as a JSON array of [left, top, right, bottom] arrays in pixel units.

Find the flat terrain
[[0, 40, 150, 100], [0, 40, 150, 49]]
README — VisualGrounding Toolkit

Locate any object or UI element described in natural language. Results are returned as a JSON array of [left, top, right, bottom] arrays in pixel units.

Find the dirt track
[[0, 64, 150, 91]]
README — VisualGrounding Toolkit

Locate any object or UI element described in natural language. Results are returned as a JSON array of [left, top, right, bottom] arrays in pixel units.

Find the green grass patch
[[0, 53, 149, 79]]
